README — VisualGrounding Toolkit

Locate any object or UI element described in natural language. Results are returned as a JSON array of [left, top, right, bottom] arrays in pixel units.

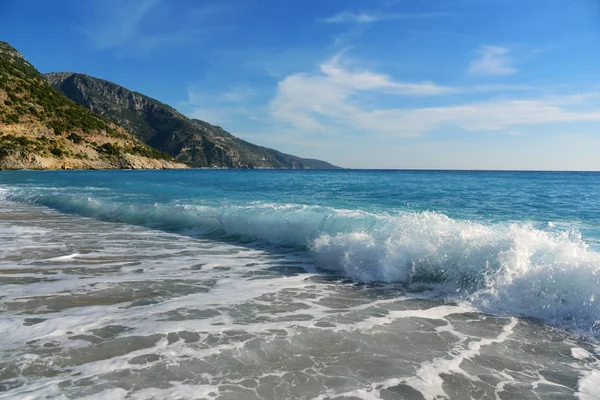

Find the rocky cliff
[[0, 42, 186, 170], [46, 72, 340, 169]]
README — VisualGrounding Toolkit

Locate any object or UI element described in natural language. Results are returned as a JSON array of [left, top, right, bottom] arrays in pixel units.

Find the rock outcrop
[[47, 72, 340, 169], [0, 41, 186, 170]]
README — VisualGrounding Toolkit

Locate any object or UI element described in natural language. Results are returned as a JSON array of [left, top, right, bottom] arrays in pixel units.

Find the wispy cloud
[[182, 84, 262, 126], [220, 87, 257, 103], [270, 53, 453, 135], [271, 54, 454, 133], [270, 53, 600, 138], [468, 45, 518, 76], [79, 0, 226, 56], [321, 11, 447, 24], [320, 53, 455, 95]]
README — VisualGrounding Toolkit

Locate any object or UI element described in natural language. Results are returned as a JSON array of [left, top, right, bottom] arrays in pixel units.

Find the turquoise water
[[1, 170, 600, 334], [2, 170, 600, 230], [1, 170, 599, 399]]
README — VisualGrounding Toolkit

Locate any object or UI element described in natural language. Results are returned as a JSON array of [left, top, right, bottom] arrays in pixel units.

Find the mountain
[[46, 72, 340, 169], [0, 42, 185, 170]]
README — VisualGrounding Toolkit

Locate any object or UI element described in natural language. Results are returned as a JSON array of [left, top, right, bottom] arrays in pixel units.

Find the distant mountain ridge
[[0, 42, 185, 170], [46, 72, 340, 169]]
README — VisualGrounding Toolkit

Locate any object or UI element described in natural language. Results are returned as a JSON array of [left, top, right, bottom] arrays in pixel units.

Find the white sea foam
[[0, 186, 8, 201], [403, 317, 518, 400], [571, 347, 593, 360], [1, 195, 599, 400], [3, 190, 600, 337], [311, 212, 600, 336], [46, 253, 80, 261], [576, 369, 600, 400]]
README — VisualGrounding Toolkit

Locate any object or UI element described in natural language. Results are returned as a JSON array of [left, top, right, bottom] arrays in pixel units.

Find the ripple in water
[[0, 199, 599, 399]]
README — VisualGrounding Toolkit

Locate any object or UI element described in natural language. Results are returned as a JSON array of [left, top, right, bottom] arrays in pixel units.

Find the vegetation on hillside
[[0, 41, 177, 168], [0, 43, 115, 134]]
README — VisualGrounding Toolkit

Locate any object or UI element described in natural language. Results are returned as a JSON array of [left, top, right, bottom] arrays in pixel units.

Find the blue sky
[[1, 0, 600, 169]]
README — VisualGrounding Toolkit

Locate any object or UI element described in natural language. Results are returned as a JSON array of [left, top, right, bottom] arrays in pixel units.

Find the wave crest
[[4, 190, 600, 336], [311, 212, 600, 335]]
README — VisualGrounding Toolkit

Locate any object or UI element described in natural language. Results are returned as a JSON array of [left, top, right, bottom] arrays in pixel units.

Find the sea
[[0, 169, 598, 400]]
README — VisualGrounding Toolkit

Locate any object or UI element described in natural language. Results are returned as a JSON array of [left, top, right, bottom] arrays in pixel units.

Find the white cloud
[[468, 46, 518, 76], [84, 0, 158, 49], [319, 54, 455, 95], [322, 11, 446, 24], [372, 98, 600, 134], [270, 54, 456, 135], [80, 0, 224, 56], [270, 54, 600, 138]]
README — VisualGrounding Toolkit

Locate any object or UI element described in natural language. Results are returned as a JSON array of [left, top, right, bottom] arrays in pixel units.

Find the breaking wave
[[3, 189, 600, 337]]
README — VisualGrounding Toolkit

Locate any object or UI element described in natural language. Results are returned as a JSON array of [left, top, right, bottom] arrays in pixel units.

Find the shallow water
[[1, 170, 599, 399]]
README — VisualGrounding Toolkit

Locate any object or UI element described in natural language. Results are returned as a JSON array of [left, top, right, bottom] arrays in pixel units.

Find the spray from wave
[[311, 212, 600, 336], [3, 189, 600, 337]]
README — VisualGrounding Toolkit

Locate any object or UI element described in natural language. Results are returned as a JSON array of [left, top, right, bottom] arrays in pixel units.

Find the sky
[[1, 0, 600, 170]]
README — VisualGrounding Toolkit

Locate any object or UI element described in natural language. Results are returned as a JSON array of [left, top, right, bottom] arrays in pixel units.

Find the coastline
[[0, 194, 598, 399]]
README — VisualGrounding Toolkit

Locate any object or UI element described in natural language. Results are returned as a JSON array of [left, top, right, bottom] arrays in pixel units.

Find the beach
[[0, 170, 599, 399]]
